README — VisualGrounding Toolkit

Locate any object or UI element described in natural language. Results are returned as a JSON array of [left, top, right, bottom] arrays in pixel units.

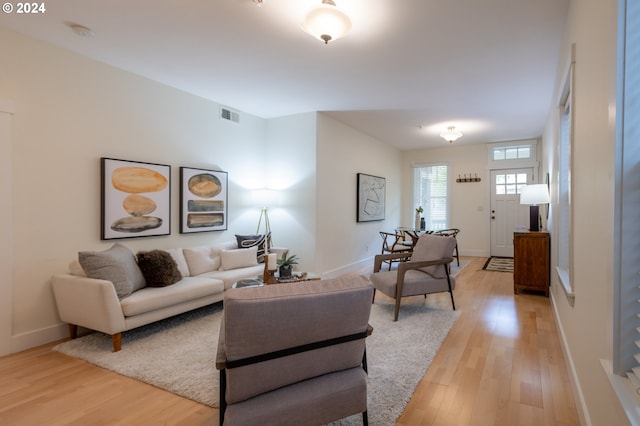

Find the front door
[[490, 168, 532, 257]]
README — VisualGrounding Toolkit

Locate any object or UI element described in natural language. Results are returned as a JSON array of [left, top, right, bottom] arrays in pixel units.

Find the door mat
[[483, 257, 514, 272]]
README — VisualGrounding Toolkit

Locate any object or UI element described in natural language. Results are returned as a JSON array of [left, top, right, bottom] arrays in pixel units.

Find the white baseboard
[[323, 257, 374, 279], [11, 322, 68, 354], [550, 291, 589, 426]]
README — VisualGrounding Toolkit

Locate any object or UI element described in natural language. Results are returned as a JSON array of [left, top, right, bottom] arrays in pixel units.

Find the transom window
[[495, 172, 527, 195], [491, 145, 532, 161]]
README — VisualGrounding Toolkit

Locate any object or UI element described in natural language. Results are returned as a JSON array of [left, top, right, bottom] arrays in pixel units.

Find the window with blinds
[[557, 44, 575, 302], [614, 0, 640, 394], [413, 164, 448, 231]]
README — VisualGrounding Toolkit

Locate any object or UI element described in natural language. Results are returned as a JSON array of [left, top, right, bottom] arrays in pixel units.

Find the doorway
[[489, 168, 532, 257]]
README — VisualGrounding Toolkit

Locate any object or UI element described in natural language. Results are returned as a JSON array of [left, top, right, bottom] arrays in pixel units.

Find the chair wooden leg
[[68, 324, 78, 339], [393, 298, 401, 321], [362, 410, 369, 426], [111, 333, 122, 352], [220, 369, 227, 426]]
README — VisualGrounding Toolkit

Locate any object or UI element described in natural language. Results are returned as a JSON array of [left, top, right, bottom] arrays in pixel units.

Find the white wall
[[0, 100, 15, 356], [401, 143, 491, 257], [265, 112, 318, 272], [0, 27, 408, 353], [316, 114, 403, 275], [543, 0, 627, 424], [0, 27, 267, 351]]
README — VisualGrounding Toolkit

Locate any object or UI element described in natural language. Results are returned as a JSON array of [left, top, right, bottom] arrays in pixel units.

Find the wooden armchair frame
[[373, 252, 455, 321]]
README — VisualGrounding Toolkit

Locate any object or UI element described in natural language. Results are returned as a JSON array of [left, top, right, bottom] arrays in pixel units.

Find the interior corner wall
[[1, 27, 267, 352], [401, 143, 491, 258], [0, 100, 15, 356], [315, 113, 403, 276], [264, 113, 318, 272], [543, 0, 626, 424]]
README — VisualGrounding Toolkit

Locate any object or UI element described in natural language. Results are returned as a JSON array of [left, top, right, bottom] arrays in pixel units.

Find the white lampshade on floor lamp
[[520, 184, 550, 232]]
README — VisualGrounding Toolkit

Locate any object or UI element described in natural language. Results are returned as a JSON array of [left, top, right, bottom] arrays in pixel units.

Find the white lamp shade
[[302, 1, 351, 43], [520, 184, 550, 205]]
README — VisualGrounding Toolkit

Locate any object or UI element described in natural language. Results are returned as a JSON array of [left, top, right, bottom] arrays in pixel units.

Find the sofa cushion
[[410, 234, 456, 278], [78, 243, 146, 299], [164, 248, 191, 277], [220, 246, 258, 271], [136, 250, 182, 287], [183, 246, 219, 275], [120, 276, 224, 317], [235, 233, 270, 262]]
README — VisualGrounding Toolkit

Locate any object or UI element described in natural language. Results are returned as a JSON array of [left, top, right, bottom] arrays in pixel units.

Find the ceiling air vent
[[220, 106, 240, 124]]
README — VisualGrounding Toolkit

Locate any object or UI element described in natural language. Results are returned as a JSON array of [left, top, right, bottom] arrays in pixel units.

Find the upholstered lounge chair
[[216, 275, 374, 426], [370, 233, 457, 321]]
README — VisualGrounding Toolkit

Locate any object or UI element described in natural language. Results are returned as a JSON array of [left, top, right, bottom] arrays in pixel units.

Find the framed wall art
[[101, 157, 171, 240], [180, 167, 228, 233], [357, 172, 386, 222]]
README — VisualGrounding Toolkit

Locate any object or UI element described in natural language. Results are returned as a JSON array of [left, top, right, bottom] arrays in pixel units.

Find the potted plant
[[277, 250, 299, 278], [415, 206, 423, 230]]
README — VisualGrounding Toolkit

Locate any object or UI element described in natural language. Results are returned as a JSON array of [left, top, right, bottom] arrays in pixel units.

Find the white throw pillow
[[165, 248, 191, 277], [219, 246, 259, 271], [183, 246, 218, 276], [68, 260, 86, 277]]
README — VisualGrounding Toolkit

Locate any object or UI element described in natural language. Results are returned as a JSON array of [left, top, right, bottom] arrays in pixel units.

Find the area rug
[[483, 256, 514, 272], [54, 300, 458, 425]]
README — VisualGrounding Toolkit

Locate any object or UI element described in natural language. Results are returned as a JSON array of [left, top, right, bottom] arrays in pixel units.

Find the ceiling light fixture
[[302, 0, 352, 44], [440, 126, 463, 143]]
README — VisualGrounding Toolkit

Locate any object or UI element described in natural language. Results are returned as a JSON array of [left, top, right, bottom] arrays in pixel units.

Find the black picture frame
[[357, 173, 386, 222], [180, 167, 228, 233], [101, 157, 171, 240]]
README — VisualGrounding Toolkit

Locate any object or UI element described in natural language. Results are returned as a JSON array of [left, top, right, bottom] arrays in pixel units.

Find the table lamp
[[520, 184, 550, 232]]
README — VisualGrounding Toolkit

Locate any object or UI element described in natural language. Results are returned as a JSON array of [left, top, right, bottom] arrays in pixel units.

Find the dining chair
[[379, 231, 412, 270], [434, 228, 460, 266]]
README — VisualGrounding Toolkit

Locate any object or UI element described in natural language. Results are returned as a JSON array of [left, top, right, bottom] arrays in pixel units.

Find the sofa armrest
[[51, 274, 126, 335]]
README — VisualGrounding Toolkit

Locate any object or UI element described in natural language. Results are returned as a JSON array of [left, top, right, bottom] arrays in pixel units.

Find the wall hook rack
[[456, 173, 481, 183]]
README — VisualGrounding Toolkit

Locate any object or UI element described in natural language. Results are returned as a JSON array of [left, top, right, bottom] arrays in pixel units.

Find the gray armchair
[[216, 275, 374, 426], [370, 233, 457, 321]]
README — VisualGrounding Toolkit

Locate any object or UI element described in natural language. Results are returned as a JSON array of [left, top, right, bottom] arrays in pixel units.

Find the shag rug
[[54, 300, 458, 425], [483, 256, 514, 272]]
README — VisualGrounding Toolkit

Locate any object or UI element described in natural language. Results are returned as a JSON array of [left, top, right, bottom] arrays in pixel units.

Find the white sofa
[[51, 240, 267, 351]]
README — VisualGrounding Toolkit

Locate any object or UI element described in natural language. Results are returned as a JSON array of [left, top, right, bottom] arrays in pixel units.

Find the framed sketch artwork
[[101, 157, 171, 240], [357, 173, 386, 222], [180, 167, 228, 233]]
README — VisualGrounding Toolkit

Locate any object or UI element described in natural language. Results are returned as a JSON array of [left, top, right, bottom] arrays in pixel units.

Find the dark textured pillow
[[136, 250, 182, 287], [78, 243, 146, 299], [235, 232, 270, 262]]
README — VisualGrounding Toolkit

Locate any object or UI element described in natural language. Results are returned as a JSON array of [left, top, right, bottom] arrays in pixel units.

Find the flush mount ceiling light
[[302, 0, 352, 44], [440, 126, 463, 143]]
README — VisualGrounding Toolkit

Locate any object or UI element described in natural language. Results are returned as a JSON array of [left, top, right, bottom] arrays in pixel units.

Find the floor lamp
[[256, 207, 271, 235], [520, 184, 550, 232]]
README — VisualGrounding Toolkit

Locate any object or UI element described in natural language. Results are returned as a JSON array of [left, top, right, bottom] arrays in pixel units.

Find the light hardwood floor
[[0, 257, 580, 426]]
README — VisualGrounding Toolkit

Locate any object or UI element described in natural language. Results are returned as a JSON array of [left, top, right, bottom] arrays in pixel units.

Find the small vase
[[420, 217, 426, 231], [415, 212, 421, 231], [279, 265, 293, 278]]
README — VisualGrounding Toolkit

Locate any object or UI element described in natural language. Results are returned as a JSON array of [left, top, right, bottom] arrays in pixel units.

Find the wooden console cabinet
[[513, 231, 550, 296]]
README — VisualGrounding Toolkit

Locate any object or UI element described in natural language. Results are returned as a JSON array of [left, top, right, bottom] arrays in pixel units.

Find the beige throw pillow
[[220, 246, 259, 271]]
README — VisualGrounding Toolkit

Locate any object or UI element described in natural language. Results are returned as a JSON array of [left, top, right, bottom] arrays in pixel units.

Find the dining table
[[394, 227, 434, 248]]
